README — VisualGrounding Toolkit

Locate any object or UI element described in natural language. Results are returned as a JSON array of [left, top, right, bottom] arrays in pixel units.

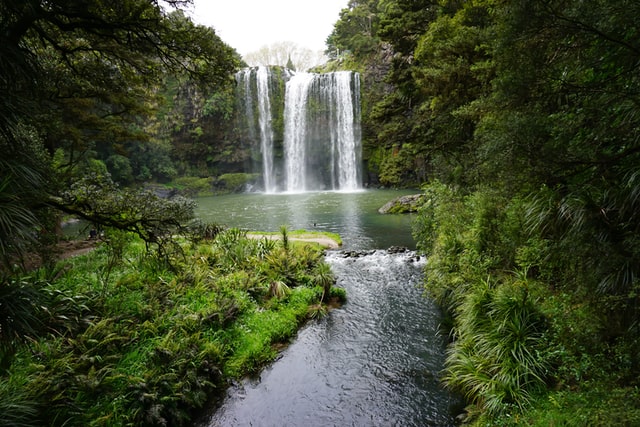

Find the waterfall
[[256, 66, 276, 193], [330, 71, 361, 191], [235, 66, 281, 193], [283, 73, 315, 192], [283, 71, 361, 192], [236, 67, 361, 193]]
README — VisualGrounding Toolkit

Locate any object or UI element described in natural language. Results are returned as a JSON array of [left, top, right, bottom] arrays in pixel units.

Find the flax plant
[[445, 277, 548, 415]]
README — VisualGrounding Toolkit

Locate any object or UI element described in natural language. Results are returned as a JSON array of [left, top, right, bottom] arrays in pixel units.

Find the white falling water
[[237, 67, 361, 193], [283, 73, 315, 192], [331, 71, 361, 191], [283, 71, 361, 192], [256, 66, 276, 193]]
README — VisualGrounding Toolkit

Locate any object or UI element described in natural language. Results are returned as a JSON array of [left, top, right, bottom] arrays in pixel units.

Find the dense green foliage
[[0, 0, 240, 265], [327, 0, 640, 423], [1, 3, 306, 424], [4, 0, 640, 423], [1, 227, 342, 426]]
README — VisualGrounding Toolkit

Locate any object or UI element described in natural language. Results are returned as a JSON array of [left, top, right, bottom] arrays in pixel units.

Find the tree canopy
[[0, 0, 240, 265], [243, 41, 326, 71]]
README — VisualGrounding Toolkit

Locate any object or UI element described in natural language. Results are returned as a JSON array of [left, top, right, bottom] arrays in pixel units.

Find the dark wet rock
[[387, 246, 409, 254], [144, 184, 180, 199], [339, 250, 376, 258]]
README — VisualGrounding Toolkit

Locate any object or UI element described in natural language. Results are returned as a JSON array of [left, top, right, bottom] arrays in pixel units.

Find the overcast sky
[[187, 0, 349, 56]]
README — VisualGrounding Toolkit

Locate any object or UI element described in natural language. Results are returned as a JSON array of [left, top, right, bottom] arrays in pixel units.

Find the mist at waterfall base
[[237, 66, 362, 193]]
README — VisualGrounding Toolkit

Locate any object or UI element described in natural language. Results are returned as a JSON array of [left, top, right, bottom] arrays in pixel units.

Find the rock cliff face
[[364, 42, 395, 96], [174, 82, 205, 122], [359, 42, 399, 188], [378, 194, 425, 214], [166, 78, 251, 177]]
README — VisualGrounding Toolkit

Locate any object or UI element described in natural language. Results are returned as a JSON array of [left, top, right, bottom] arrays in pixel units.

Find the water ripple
[[203, 250, 459, 427]]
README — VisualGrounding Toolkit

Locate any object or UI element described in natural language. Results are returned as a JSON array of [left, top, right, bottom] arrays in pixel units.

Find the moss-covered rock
[[378, 194, 424, 214], [214, 173, 259, 193]]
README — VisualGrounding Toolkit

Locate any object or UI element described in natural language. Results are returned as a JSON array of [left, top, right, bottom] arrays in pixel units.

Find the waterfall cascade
[[256, 66, 276, 193], [236, 66, 361, 193]]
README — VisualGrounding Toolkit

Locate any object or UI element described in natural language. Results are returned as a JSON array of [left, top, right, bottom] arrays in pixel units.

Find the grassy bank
[[0, 227, 345, 426]]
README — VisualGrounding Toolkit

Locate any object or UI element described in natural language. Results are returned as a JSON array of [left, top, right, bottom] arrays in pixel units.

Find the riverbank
[[0, 229, 345, 425], [247, 229, 342, 249]]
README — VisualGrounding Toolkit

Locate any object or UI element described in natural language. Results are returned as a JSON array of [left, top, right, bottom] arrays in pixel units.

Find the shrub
[[414, 182, 550, 417], [171, 176, 213, 196], [445, 278, 548, 415], [214, 173, 258, 193]]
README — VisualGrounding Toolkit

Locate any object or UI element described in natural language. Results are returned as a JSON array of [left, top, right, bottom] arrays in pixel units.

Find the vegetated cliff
[[165, 77, 252, 179]]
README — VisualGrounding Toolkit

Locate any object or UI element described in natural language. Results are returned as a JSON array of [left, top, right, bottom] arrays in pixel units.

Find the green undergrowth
[[413, 181, 640, 425], [221, 287, 320, 378], [0, 227, 345, 426], [481, 384, 640, 426]]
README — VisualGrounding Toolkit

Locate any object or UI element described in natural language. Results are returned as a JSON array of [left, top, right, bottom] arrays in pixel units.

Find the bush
[[413, 180, 640, 423], [170, 176, 213, 196], [413, 182, 550, 417], [413, 182, 521, 311], [445, 278, 548, 416], [214, 173, 258, 193]]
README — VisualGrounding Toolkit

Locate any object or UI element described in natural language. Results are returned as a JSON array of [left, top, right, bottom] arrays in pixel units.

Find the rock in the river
[[378, 194, 425, 214], [387, 246, 408, 254], [340, 250, 376, 258]]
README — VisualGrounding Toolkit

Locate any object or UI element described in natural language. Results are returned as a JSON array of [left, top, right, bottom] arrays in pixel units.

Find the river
[[196, 190, 460, 426]]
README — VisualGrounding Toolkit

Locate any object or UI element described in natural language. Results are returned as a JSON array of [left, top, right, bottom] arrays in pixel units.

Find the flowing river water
[[196, 190, 461, 426]]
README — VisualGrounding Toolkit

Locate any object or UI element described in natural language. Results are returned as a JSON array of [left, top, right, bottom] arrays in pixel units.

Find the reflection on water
[[337, 194, 360, 245], [195, 189, 417, 250]]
